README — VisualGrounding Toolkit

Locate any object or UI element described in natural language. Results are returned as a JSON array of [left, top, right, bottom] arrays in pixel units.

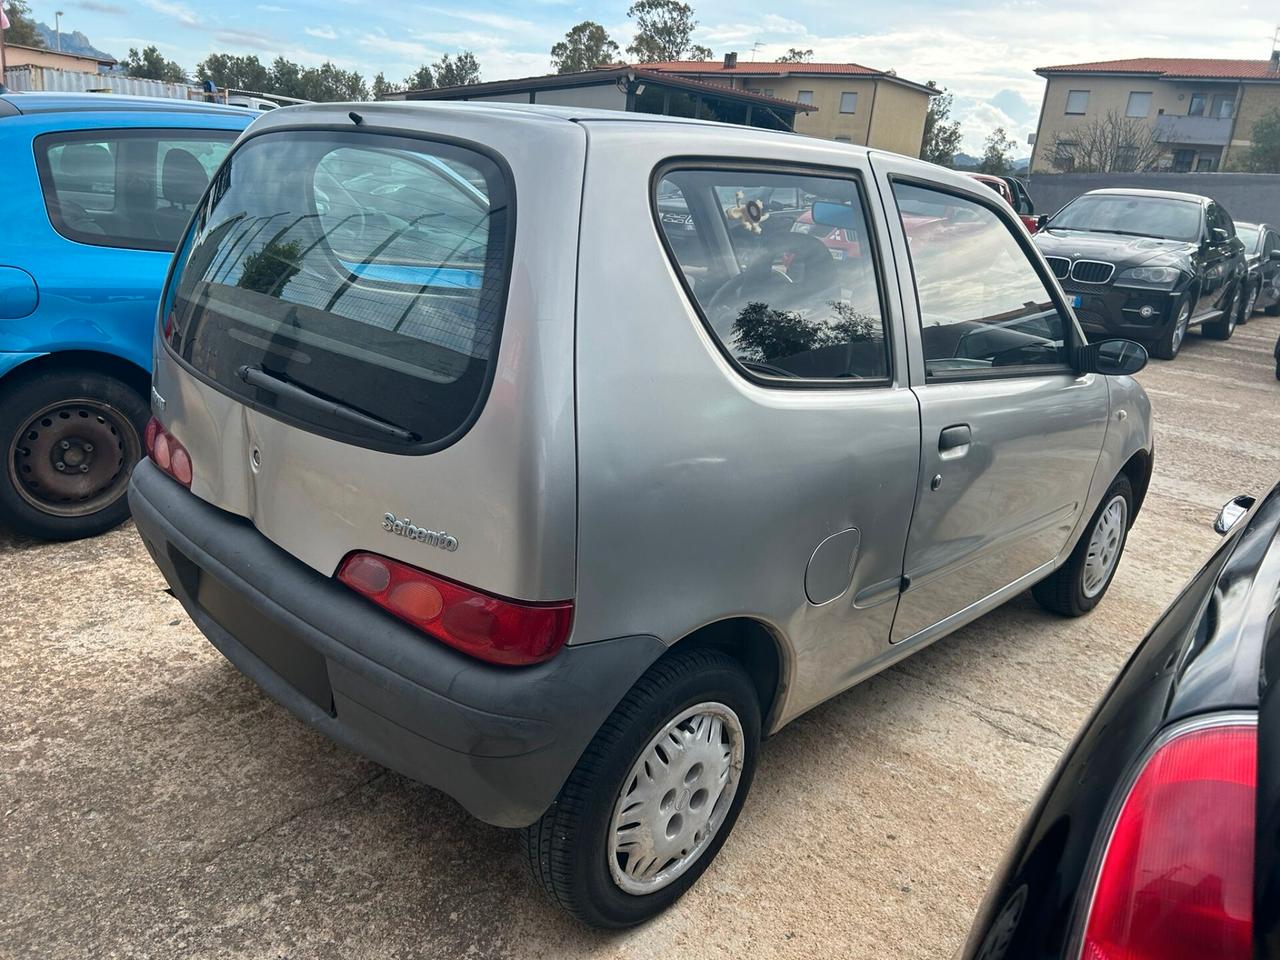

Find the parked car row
[[1, 93, 1276, 945]]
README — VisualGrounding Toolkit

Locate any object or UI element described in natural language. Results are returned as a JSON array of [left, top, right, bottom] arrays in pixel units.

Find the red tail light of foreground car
[[1080, 718, 1257, 960], [144, 417, 193, 487]]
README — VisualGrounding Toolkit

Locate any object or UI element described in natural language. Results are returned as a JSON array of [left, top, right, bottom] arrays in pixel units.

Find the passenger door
[[870, 157, 1109, 643], [1196, 202, 1233, 317]]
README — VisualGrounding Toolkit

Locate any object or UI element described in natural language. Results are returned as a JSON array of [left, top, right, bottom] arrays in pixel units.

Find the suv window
[[36, 129, 235, 252], [655, 168, 890, 382], [162, 130, 511, 450], [892, 181, 1070, 379]]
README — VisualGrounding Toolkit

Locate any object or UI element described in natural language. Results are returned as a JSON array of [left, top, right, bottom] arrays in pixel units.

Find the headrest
[[161, 149, 208, 207]]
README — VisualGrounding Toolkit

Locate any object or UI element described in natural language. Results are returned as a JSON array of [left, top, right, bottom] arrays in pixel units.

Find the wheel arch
[[1120, 447, 1153, 520], [666, 616, 790, 735], [0, 350, 151, 400]]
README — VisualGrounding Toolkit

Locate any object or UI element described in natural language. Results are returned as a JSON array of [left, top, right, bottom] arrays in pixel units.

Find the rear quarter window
[[162, 129, 513, 451]]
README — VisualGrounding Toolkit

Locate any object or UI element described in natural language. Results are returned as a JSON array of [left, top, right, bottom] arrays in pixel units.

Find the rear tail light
[[337, 551, 573, 666], [1080, 718, 1257, 960], [144, 416, 193, 487]]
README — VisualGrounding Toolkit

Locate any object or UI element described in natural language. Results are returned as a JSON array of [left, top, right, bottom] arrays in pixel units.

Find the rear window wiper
[[237, 365, 418, 443]]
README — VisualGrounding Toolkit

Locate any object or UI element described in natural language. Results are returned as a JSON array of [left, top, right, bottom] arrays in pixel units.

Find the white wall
[[533, 85, 626, 111]]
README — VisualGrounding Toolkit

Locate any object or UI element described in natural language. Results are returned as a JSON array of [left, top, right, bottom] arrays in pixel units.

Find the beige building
[[1030, 56, 1280, 173], [644, 57, 937, 157], [2, 42, 115, 74]]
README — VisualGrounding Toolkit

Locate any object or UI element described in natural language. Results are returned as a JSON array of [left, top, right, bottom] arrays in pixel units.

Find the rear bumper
[[128, 459, 664, 827]]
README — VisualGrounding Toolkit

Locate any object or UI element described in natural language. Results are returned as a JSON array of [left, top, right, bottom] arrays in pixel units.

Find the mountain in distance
[[33, 22, 117, 63], [951, 152, 1031, 174]]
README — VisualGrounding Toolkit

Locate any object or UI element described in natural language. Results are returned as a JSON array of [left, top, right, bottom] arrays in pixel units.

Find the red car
[[965, 172, 1039, 233]]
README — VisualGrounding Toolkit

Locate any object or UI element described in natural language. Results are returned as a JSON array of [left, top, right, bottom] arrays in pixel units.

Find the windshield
[[1236, 223, 1262, 252], [162, 129, 512, 449], [1050, 194, 1202, 242]]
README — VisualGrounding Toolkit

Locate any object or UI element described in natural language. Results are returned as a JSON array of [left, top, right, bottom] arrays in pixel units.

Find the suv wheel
[[1203, 284, 1241, 340], [0, 367, 148, 541], [1150, 296, 1191, 360], [1239, 282, 1259, 325], [523, 648, 760, 928], [1033, 474, 1133, 617]]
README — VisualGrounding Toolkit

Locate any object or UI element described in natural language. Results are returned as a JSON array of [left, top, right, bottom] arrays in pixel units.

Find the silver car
[[129, 102, 1154, 927]]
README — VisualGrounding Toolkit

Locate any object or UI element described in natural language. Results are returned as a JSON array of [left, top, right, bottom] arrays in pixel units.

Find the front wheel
[[1150, 296, 1191, 360], [1239, 282, 1259, 325], [523, 649, 760, 928], [1033, 474, 1133, 617], [0, 367, 148, 540]]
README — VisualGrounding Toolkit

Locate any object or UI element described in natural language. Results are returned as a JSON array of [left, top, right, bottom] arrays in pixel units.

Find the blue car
[[0, 92, 249, 540]]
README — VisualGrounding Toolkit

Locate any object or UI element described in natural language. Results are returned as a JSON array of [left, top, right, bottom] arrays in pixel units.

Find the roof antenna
[[349, 110, 364, 125]]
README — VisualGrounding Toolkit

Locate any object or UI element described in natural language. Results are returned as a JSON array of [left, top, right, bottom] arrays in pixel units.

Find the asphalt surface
[[4, 314, 1278, 960]]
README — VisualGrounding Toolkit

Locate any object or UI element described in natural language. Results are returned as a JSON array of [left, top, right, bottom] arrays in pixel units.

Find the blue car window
[[36, 128, 236, 253]]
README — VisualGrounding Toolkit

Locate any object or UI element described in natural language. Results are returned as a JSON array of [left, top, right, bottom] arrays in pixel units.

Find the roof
[[4, 42, 116, 65], [643, 60, 937, 94], [0, 92, 254, 117], [1083, 187, 1211, 203], [397, 66, 817, 112], [1036, 57, 1280, 81]]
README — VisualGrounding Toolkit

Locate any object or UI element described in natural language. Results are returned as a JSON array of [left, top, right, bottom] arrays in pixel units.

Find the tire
[[0, 366, 148, 541], [1239, 281, 1259, 325], [1266, 299, 1280, 317], [1150, 295, 1191, 360], [1033, 474, 1134, 617], [523, 648, 761, 928], [1203, 283, 1241, 340]]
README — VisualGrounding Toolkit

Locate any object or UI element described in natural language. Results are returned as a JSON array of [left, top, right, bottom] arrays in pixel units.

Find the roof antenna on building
[[750, 41, 764, 62]]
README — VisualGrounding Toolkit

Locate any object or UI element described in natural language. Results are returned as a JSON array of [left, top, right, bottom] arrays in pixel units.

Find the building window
[[839, 91, 858, 113], [1211, 94, 1235, 119], [797, 90, 814, 105], [763, 88, 774, 97], [1125, 91, 1152, 118], [1188, 93, 1206, 117], [1173, 149, 1195, 172], [1196, 155, 1218, 172], [1053, 140, 1079, 171], [1065, 89, 1089, 114]]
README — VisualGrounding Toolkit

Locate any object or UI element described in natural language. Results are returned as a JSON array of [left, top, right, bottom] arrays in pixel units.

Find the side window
[[655, 168, 891, 382], [891, 181, 1070, 379], [36, 129, 235, 252]]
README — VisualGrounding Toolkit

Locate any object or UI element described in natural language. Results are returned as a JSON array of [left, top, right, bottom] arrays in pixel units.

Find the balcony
[[1154, 115, 1233, 147]]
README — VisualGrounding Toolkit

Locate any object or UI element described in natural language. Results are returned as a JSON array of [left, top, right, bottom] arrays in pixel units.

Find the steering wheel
[[705, 232, 837, 321]]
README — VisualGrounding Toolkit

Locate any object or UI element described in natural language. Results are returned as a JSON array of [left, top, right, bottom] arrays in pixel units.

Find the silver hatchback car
[[130, 102, 1154, 927]]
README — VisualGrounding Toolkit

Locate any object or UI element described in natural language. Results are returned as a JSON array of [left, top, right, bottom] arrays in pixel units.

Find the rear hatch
[[150, 105, 584, 604]]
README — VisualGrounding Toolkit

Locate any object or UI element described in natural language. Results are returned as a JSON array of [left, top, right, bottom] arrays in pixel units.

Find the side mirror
[[1211, 227, 1230, 244], [1036, 214, 1049, 230], [1213, 495, 1256, 536], [1269, 249, 1280, 261], [1076, 338, 1148, 376]]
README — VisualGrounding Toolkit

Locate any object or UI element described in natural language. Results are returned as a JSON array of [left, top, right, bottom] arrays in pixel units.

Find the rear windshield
[[162, 129, 512, 450]]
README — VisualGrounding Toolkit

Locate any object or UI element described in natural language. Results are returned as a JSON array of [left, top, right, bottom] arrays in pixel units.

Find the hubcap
[[7, 399, 138, 518], [1171, 303, 1190, 352], [1083, 494, 1128, 598], [608, 702, 744, 895]]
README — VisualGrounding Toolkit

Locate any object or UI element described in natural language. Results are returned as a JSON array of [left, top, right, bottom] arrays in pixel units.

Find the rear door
[[870, 154, 1108, 643]]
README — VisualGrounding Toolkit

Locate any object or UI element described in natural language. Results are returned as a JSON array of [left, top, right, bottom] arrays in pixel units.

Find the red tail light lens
[[1081, 720, 1256, 960], [144, 416, 192, 488], [337, 551, 573, 666]]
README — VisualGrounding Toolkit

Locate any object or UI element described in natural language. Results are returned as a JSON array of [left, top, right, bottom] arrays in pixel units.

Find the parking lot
[[2, 314, 1277, 960]]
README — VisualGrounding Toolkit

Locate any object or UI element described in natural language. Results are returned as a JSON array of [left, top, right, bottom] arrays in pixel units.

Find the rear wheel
[[0, 368, 148, 540], [523, 648, 760, 928], [1033, 474, 1133, 617], [1239, 281, 1259, 324], [1203, 283, 1241, 340], [1150, 296, 1191, 360]]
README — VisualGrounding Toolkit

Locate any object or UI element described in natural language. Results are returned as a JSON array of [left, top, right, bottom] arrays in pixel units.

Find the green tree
[[237, 240, 303, 296], [978, 126, 1016, 175], [269, 56, 303, 96], [295, 61, 368, 101], [550, 20, 620, 73], [2, 0, 43, 47], [403, 63, 434, 91], [432, 51, 480, 88], [1235, 108, 1280, 173], [124, 45, 188, 83], [920, 83, 963, 166], [626, 0, 712, 62], [776, 47, 813, 63], [372, 72, 395, 98], [196, 53, 272, 92]]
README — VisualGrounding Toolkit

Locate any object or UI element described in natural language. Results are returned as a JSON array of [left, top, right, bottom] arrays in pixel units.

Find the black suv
[[1035, 188, 1247, 359]]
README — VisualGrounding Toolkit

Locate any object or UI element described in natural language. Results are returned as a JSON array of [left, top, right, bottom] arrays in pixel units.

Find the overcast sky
[[26, 0, 1280, 153]]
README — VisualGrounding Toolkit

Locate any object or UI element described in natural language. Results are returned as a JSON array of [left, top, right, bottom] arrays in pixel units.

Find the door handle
[[939, 424, 971, 456]]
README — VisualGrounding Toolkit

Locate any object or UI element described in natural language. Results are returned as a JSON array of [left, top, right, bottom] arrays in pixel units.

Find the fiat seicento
[[130, 101, 1154, 927]]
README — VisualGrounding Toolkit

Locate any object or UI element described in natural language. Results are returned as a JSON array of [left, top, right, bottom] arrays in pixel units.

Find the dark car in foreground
[[961, 484, 1280, 960], [1235, 221, 1280, 320], [1035, 188, 1247, 359]]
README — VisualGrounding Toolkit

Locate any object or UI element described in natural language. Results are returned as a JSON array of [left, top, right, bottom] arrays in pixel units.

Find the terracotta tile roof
[[1036, 57, 1280, 81]]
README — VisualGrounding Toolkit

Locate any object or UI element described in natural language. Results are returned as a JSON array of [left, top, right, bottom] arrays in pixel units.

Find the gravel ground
[[3, 314, 1278, 960]]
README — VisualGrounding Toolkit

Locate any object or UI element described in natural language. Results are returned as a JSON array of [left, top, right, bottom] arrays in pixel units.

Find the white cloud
[[138, 0, 201, 27], [305, 25, 337, 40]]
